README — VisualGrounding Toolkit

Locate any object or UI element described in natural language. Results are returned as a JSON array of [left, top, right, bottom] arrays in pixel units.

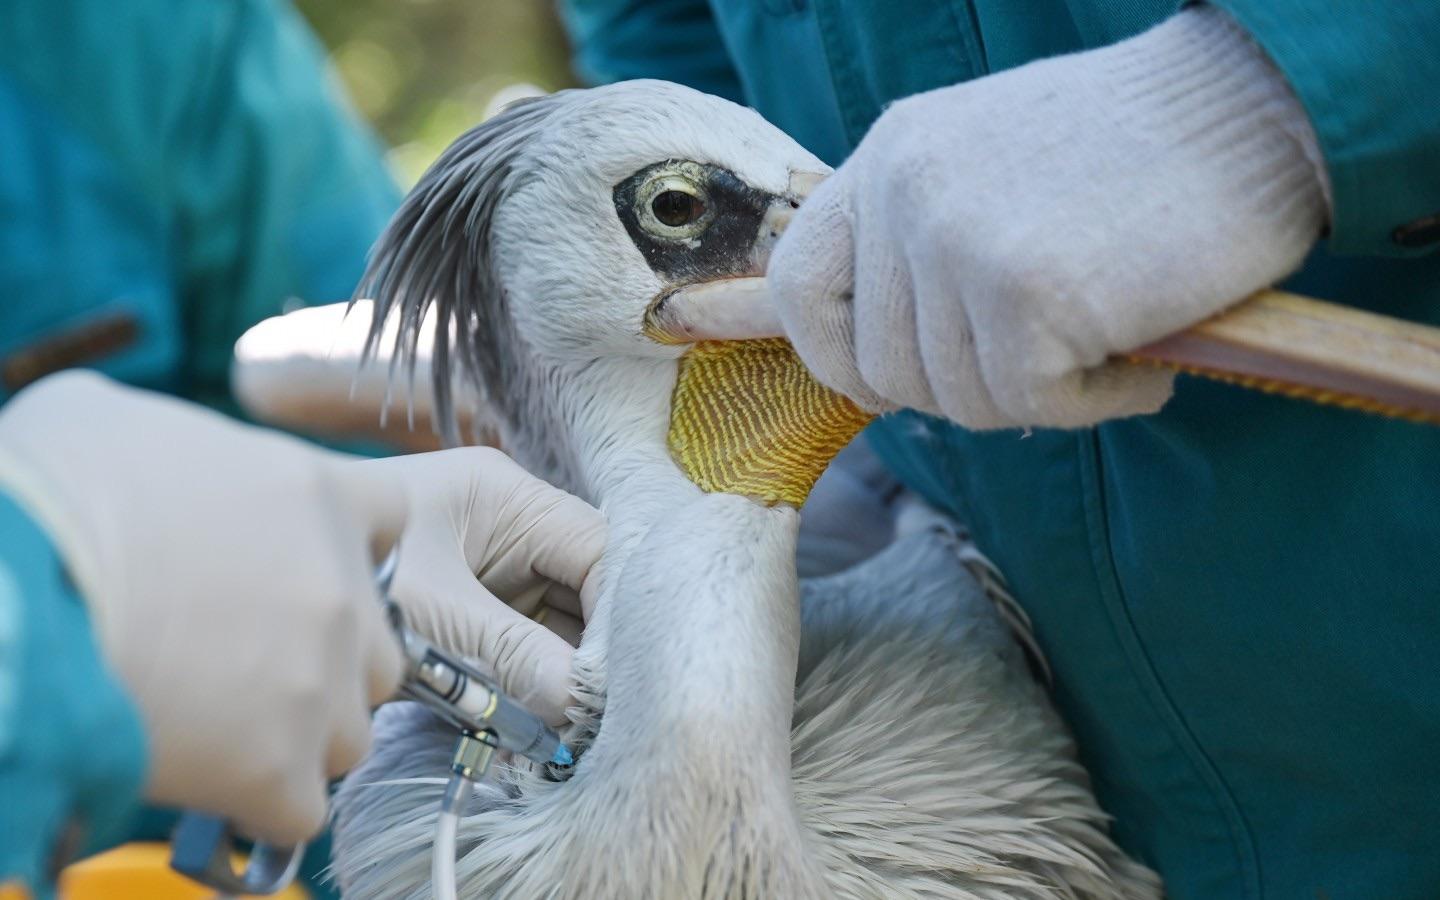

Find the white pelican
[[317, 80, 1161, 899]]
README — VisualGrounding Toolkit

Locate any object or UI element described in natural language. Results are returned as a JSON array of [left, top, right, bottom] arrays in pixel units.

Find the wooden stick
[[1123, 290, 1440, 424], [655, 279, 1440, 425], [238, 289, 1440, 442]]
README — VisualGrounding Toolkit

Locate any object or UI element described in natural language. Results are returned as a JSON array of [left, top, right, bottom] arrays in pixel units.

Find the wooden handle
[[236, 292, 1440, 436], [1124, 290, 1440, 424], [659, 278, 1440, 423]]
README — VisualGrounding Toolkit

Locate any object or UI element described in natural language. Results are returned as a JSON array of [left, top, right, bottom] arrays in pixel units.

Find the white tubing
[[432, 773, 469, 900]]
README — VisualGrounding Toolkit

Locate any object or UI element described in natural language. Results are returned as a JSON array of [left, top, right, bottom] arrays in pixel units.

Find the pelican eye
[[652, 190, 706, 227], [636, 168, 714, 240]]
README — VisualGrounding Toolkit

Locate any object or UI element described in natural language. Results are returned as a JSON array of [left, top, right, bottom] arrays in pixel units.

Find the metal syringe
[[170, 547, 570, 895]]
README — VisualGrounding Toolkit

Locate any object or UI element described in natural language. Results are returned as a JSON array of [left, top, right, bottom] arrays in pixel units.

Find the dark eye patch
[[614, 162, 777, 284]]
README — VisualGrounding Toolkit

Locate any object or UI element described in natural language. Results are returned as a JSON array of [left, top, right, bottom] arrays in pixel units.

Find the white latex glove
[[769, 5, 1330, 429], [0, 372, 405, 845], [360, 447, 606, 725]]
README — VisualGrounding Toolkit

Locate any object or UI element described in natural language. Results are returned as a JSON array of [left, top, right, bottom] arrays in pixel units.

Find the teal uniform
[[559, 1, 1440, 897], [0, 0, 398, 893]]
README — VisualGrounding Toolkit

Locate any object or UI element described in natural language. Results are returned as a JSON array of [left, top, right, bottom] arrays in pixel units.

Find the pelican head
[[360, 80, 837, 499]]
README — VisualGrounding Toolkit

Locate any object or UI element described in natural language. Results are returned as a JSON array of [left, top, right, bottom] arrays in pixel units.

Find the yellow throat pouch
[[667, 338, 874, 507]]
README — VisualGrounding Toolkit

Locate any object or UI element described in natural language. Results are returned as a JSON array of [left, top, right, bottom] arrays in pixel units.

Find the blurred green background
[[297, 0, 577, 185]]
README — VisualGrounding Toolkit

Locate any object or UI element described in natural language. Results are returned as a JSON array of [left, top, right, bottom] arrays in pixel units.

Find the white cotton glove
[[359, 447, 606, 726], [0, 371, 405, 846], [769, 5, 1330, 429]]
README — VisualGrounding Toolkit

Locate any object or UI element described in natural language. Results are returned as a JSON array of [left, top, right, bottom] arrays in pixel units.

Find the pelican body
[[329, 80, 1161, 900]]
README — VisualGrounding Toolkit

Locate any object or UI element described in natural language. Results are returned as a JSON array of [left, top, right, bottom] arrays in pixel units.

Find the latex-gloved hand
[[359, 447, 606, 726], [769, 5, 1330, 429], [0, 371, 406, 846]]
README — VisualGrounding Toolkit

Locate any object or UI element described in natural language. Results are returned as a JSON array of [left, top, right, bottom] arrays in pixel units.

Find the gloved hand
[[359, 447, 606, 725], [768, 5, 1330, 429], [0, 371, 405, 845]]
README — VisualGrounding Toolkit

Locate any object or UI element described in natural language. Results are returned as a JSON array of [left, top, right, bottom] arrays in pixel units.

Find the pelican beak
[[650, 170, 870, 508], [643, 169, 826, 345], [753, 169, 828, 265], [643, 278, 782, 345]]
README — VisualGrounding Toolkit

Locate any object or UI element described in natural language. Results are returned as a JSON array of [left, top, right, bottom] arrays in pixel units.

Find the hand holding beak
[[655, 7, 1331, 430]]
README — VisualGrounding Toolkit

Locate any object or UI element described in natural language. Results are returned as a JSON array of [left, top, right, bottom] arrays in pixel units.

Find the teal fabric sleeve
[[558, 0, 747, 102], [0, 0, 400, 410], [0, 491, 147, 895], [1211, 0, 1440, 258], [161, 0, 402, 404]]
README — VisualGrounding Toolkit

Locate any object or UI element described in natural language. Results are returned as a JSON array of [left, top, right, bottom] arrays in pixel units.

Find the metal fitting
[[451, 730, 499, 782]]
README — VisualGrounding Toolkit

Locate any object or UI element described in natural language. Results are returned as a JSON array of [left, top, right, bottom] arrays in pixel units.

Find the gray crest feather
[[355, 92, 571, 446]]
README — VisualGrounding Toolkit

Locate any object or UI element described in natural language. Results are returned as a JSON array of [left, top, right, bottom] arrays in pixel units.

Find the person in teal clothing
[[0, 2, 608, 896], [558, 1, 1440, 897]]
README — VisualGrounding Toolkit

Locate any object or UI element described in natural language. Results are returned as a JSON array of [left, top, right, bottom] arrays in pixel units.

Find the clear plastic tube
[[432, 770, 470, 900]]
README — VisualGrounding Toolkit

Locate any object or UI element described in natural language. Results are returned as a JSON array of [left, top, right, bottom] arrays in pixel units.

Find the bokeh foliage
[[297, 0, 577, 184]]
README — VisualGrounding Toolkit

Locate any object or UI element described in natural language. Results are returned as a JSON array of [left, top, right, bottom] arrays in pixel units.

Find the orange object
[[55, 842, 310, 900]]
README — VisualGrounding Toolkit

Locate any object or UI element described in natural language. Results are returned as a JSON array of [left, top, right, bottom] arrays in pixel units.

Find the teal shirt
[[559, 1, 1440, 897], [0, 0, 398, 410], [0, 0, 399, 892]]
